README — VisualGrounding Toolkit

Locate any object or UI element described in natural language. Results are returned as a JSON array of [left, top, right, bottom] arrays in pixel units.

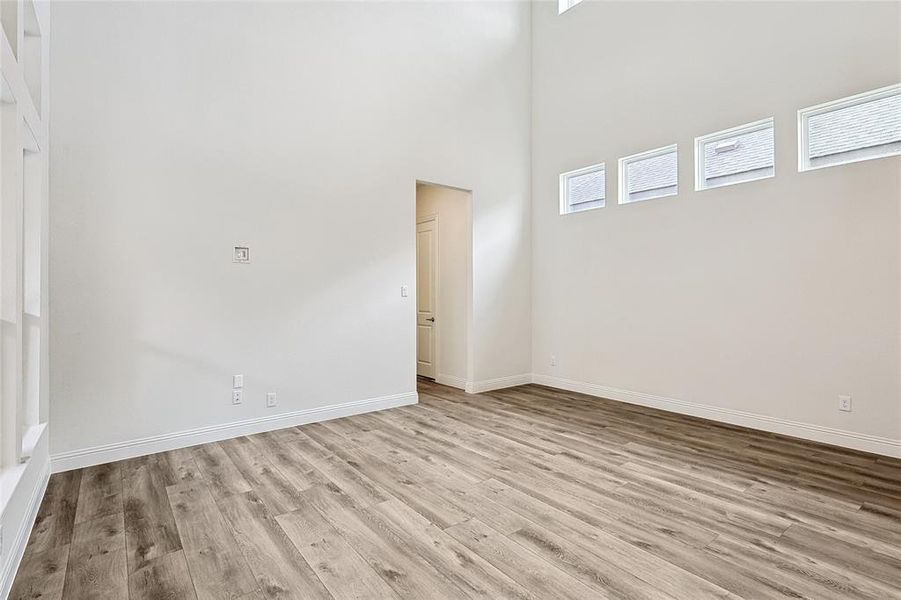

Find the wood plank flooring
[[11, 379, 901, 599]]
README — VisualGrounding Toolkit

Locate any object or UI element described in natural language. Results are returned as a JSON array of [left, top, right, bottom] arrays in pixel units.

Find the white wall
[[49, 0, 901, 465], [416, 183, 472, 387], [50, 1, 531, 463], [531, 1, 901, 452]]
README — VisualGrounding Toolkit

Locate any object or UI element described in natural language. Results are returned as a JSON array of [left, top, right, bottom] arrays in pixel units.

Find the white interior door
[[416, 217, 437, 378]]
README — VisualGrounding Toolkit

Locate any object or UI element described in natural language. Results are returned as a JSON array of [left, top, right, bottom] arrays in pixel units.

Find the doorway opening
[[415, 181, 472, 390]]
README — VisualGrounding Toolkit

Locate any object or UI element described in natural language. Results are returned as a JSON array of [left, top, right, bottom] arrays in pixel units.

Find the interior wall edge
[[434, 374, 467, 390], [532, 374, 901, 459], [50, 391, 417, 474], [465, 374, 534, 394]]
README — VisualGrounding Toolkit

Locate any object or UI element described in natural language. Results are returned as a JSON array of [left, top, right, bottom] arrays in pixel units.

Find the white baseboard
[[466, 374, 532, 394], [51, 391, 418, 473], [0, 460, 50, 600], [531, 374, 901, 458], [435, 374, 467, 390]]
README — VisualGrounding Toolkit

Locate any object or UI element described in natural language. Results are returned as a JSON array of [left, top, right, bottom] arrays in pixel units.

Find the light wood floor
[[11, 380, 901, 600]]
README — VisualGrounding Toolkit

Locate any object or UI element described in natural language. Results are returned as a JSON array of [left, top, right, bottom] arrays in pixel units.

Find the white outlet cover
[[232, 389, 243, 404], [233, 246, 250, 263], [266, 392, 277, 407], [839, 394, 852, 412], [233, 374, 244, 388], [401, 285, 409, 297]]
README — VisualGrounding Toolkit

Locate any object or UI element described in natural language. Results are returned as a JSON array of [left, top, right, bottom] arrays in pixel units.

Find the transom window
[[558, 0, 584, 14], [695, 118, 775, 190], [559, 163, 605, 214], [619, 144, 678, 204], [799, 84, 901, 171]]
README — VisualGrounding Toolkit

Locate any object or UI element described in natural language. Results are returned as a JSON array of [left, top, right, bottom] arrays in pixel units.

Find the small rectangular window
[[558, 0, 584, 14], [799, 84, 901, 171], [619, 144, 678, 204], [560, 163, 605, 214], [695, 118, 775, 190]]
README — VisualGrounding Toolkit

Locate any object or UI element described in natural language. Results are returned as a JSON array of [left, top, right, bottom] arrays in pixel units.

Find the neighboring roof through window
[[627, 151, 677, 195], [809, 93, 900, 159], [799, 84, 901, 171], [705, 127, 773, 180], [620, 144, 679, 204], [696, 118, 775, 190], [560, 163, 605, 214]]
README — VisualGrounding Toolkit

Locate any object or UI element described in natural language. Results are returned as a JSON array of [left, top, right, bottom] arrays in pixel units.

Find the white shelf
[[0, 0, 47, 473]]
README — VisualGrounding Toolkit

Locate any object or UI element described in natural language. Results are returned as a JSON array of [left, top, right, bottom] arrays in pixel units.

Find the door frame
[[416, 212, 439, 379], [413, 179, 473, 390]]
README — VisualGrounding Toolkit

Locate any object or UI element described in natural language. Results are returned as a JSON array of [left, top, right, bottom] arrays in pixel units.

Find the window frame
[[694, 117, 775, 191], [618, 143, 679, 205], [798, 83, 901, 172], [558, 0, 583, 15], [559, 162, 606, 215]]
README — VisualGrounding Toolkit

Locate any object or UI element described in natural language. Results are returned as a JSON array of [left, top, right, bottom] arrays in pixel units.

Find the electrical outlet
[[838, 394, 852, 412], [401, 285, 409, 298], [232, 389, 243, 405], [550, 355, 557, 367], [266, 392, 278, 408], [233, 374, 244, 388], [233, 246, 250, 263]]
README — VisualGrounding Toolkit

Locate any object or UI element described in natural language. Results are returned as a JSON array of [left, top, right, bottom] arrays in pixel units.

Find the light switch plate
[[401, 285, 409, 297], [266, 392, 278, 408], [233, 246, 250, 263], [233, 374, 244, 388]]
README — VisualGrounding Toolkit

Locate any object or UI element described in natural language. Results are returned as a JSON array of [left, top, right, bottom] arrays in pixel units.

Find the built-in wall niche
[[19, 123, 40, 459], [0, 98, 23, 467], [0, 0, 46, 562], [0, 0, 18, 60], [0, 101, 21, 326], [0, 69, 44, 467], [20, 312, 38, 455], [23, 124, 38, 316], [1, 318, 20, 465], [22, 0, 40, 115]]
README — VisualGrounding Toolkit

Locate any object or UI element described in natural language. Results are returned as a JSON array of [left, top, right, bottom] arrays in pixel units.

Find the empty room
[[1, 0, 900, 598]]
